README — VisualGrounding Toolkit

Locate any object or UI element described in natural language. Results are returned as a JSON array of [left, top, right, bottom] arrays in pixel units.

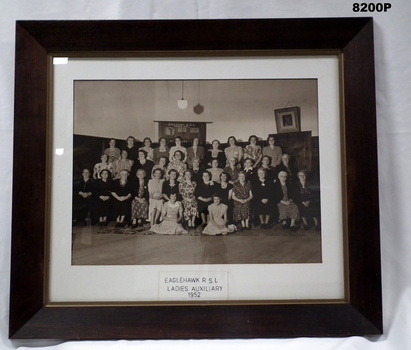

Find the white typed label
[[159, 271, 228, 300]]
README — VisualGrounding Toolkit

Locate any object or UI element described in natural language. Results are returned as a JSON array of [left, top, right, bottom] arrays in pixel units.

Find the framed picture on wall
[[10, 18, 382, 340], [274, 106, 301, 133]]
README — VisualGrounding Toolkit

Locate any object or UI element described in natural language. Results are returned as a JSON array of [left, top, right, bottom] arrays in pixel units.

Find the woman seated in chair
[[295, 170, 321, 231], [110, 169, 133, 227], [274, 171, 300, 231]]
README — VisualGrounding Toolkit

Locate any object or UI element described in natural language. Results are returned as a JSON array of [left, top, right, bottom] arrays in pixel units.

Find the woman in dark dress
[[110, 169, 133, 227], [243, 134, 262, 168], [194, 170, 217, 227], [216, 172, 234, 224], [275, 153, 298, 183], [131, 149, 154, 183], [204, 139, 226, 168], [273, 170, 300, 231], [73, 168, 94, 225], [162, 169, 180, 201], [295, 170, 321, 231], [191, 157, 204, 184], [242, 158, 256, 184], [252, 167, 275, 229], [260, 155, 276, 184], [94, 169, 113, 226]]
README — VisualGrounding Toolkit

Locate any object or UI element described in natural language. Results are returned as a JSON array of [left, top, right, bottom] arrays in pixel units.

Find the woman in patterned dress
[[232, 171, 253, 230], [202, 193, 236, 235], [243, 135, 262, 168], [112, 149, 134, 179], [130, 169, 149, 228], [166, 150, 187, 182], [224, 136, 243, 166], [150, 193, 188, 235], [169, 136, 187, 163], [274, 171, 300, 231], [104, 138, 121, 163], [148, 168, 164, 226], [93, 153, 113, 179], [179, 169, 198, 229], [139, 137, 154, 161]]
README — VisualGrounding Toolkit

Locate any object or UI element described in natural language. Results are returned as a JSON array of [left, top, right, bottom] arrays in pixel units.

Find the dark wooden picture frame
[[274, 106, 301, 133], [10, 18, 381, 339]]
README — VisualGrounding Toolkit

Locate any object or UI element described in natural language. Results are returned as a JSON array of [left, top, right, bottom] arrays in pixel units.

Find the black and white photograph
[[71, 79, 322, 266]]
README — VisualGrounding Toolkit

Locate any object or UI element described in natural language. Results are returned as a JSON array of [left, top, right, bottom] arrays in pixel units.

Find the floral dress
[[243, 144, 262, 162], [232, 181, 252, 221], [93, 162, 113, 178], [179, 180, 198, 221], [224, 146, 243, 165], [112, 159, 133, 179], [131, 181, 148, 219], [166, 161, 187, 182]]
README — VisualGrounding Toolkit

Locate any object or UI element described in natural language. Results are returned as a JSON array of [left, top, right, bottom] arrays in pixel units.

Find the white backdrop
[[1, 1, 410, 349]]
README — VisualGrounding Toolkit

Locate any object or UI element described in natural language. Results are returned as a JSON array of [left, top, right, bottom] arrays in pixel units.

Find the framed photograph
[[274, 106, 301, 133], [10, 18, 382, 339]]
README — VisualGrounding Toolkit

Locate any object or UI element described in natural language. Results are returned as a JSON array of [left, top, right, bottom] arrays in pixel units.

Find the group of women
[[73, 134, 321, 235]]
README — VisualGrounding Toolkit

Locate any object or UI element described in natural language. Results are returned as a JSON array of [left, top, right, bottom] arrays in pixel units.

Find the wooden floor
[[72, 223, 322, 265]]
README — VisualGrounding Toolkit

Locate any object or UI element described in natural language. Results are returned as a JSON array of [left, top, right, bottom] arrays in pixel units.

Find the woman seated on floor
[[150, 193, 188, 235], [202, 193, 236, 235]]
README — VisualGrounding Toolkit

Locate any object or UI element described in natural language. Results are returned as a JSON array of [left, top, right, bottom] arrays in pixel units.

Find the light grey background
[[1, 0, 410, 349]]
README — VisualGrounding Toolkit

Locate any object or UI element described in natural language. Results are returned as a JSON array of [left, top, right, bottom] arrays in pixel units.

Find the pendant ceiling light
[[177, 80, 188, 109], [193, 80, 204, 115]]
